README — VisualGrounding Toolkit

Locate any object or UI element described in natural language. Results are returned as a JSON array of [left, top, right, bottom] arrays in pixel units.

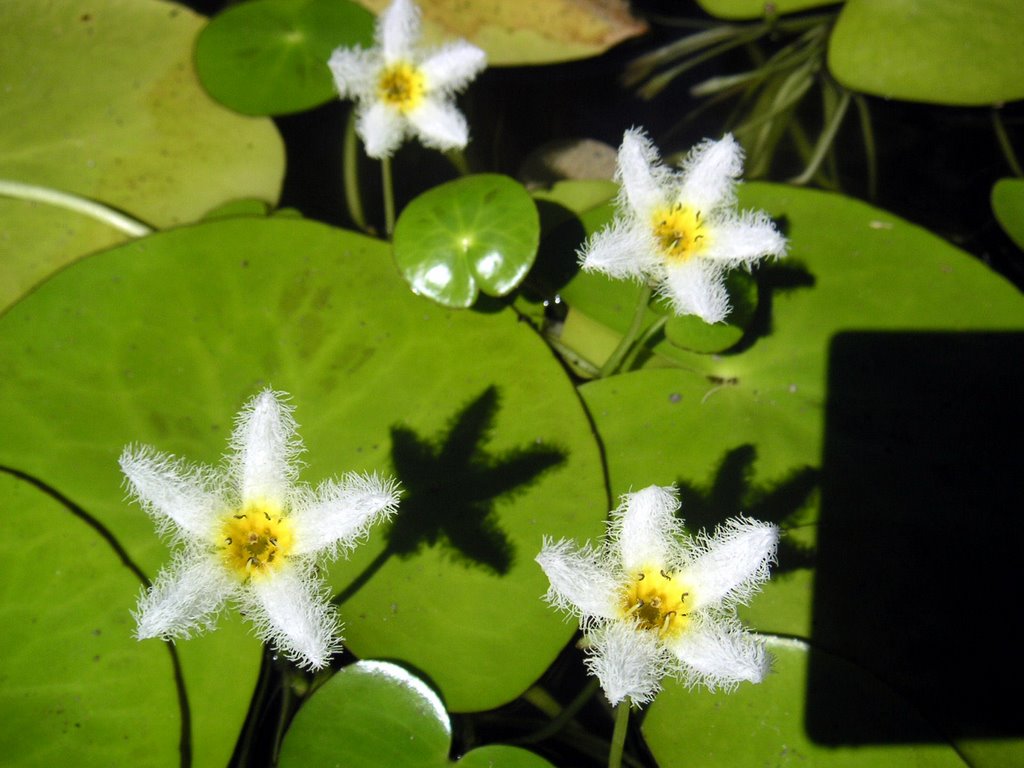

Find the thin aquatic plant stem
[[854, 93, 878, 200], [599, 284, 653, 378], [608, 702, 630, 768], [620, 314, 668, 372], [343, 112, 370, 232], [0, 179, 153, 236], [789, 88, 851, 186], [992, 109, 1024, 178], [381, 156, 396, 237], [517, 678, 602, 745]]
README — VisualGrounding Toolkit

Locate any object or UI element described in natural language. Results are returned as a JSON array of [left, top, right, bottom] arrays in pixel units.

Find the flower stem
[[517, 678, 601, 744], [381, 156, 396, 238], [0, 179, 153, 237], [343, 112, 370, 233], [599, 284, 653, 378], [608, 702, 630, 768]]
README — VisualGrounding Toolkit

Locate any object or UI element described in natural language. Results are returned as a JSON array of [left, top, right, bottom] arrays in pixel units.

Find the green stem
[[0, 179, 152, 236], [343, 112, 370, 233], [620, 314, 667, 372], [517, 678, 601, 745], [788, 88, 851, 186], [381, 156, 396, 238], [608, 702, 630, 768], [599, 284, 653, 378], [992, 108, 1024, 178], [854, 93, 878, 200]]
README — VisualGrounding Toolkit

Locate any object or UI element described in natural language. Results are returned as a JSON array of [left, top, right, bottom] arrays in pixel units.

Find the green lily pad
[[663, 268, 758, 353], [992, 177, 1024, 250], [0, 0, 284, 314], [696, 0, 842, 20], [393, 174, 540, 308], [0, 216, 606, 713], [828, 0, 1024, 105], [643, 642, 965, 767], [0, 471, 181, 766], [279, 661, 554, 767], [195, 0, 375, 116]]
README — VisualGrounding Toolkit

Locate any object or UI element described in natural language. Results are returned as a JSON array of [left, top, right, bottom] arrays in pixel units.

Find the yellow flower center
[[620, 566, 693, 638], [651, 204, 708, 262], [377, 62, 426, 113], [218, 503, 294, 581]]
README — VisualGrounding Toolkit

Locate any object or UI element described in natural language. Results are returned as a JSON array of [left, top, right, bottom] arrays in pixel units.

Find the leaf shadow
[[728, 253, 816, 355], [675, 444, 819, 574], [385, 385, 567, 576]]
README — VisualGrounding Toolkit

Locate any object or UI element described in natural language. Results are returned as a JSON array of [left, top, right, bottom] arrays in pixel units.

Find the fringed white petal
[[588, 621, 668, 706], [703, 210, 787, 267], [119, 445, 220, 539], [617, 127, 670, 218], [577, 219, 657, 280], [421, 41, 486, 93], [378, 0, 420, 63], [678, 134, 743, 213], [668, 619, 769, 691], [358, 101, 408, 158], [685, 517, 778, 609], [289, 472, 401, 557], [612, 485, 684, 572], [407, 98, 469, 151], [661, 257, 730, 323], [247, 566, 341, 670], [327, 46, 378, 101], [231, 389, 302, 508], [134, 551, 233, 640], [536, 538, 620, 622]]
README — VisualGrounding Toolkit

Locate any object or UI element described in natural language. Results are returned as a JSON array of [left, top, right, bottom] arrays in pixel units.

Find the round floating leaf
[[195, 0, 375, 116], [279, 661, 554, 767], [643, 643, 964, 767], [0, 216, 606, 713], [394, 174, 540, 308], [696, 0, 841, 20], [0, 472, 180, 766], [353, 0, 647, 65], [0, 0, 284, 313], [992, 177, 1024, 250], [828, 0, 1024, 105]]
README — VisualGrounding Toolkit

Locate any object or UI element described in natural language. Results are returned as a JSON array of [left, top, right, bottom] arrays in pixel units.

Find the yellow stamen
[[377, 62, 426, 113], [218, 502, 294, 581], [651, 203, 708, 262], [619, 566, 692, 638]]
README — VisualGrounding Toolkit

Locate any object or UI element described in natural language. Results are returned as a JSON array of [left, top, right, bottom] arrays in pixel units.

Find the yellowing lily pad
[[195, 0, 375, 115], [353, 0, 647, 65], [279, 661, 555, 767], [0, 216, 606, 713], [0, 0, 284, 313]]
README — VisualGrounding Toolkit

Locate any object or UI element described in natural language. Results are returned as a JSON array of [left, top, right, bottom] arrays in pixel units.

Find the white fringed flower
[[121, 390, 401, 670], [579, 129, 787, 323], [328, 0, 486, 158], [536, 485, 778, 706]]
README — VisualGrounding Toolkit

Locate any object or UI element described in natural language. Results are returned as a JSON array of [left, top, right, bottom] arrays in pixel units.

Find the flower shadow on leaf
[[675, 444, 818, 574], [729, 255, 817, 354], [384, 385, 567, 575]]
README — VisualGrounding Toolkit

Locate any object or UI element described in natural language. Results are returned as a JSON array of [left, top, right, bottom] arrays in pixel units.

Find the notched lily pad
[[393, 174, 540, 308], [279, 660, 555, 767], [195, 0, 375, 115]]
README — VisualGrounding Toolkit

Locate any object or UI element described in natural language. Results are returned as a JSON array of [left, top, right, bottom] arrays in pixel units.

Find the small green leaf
[[828, 0, 1024, 105], [279, 661, 554, 767], [992, 178, 1024, 250], [195, 0, 375, 116], [394, 174, 540, 308], [663, 269, 757, 353]]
